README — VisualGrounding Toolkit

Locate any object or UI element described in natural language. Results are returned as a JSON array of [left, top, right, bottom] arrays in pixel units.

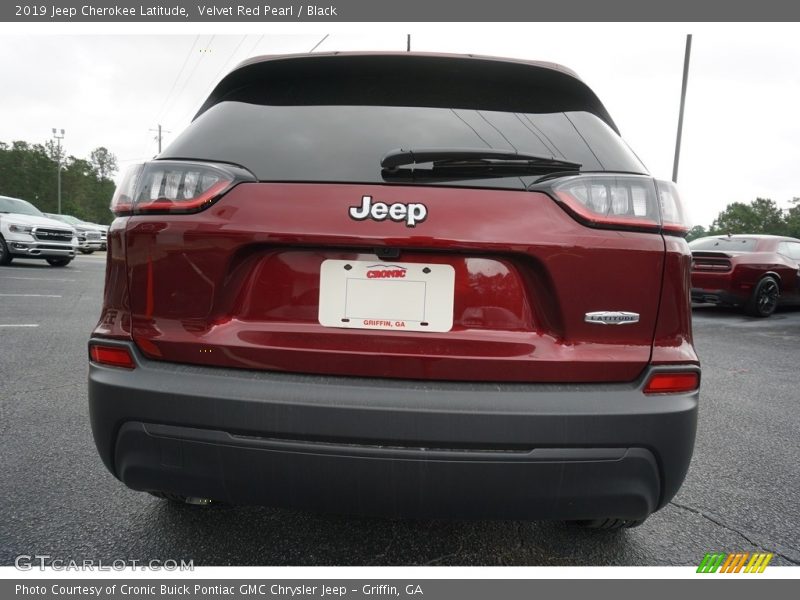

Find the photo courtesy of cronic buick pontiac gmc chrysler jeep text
[[88, 53, 700, 529]]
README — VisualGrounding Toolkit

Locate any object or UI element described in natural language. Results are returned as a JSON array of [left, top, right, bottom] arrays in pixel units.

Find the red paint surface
[[95, 182, 698, 382]]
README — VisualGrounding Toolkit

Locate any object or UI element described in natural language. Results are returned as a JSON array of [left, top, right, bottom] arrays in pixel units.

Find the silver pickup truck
[[45, 213, 106, 253]]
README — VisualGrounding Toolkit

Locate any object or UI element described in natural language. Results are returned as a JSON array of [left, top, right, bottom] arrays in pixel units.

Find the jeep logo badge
[[349, 195, 427, 228]]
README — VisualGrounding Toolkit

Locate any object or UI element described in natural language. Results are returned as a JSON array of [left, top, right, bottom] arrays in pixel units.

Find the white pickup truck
[[0, 195, 78, 267]]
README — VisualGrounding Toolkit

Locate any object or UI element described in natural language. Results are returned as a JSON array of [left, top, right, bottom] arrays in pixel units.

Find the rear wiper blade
[[381, 147, 581, 171]]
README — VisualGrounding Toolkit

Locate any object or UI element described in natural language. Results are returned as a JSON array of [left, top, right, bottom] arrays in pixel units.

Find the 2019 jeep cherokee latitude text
[[88, 53, 700, 528]]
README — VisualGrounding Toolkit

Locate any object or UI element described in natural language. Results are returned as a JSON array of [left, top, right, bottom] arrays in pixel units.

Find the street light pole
[[52, 128, 65, 214], [672, 34, 692, 183]]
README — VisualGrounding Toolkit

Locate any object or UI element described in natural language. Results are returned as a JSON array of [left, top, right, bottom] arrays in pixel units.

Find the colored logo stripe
[[721, 553, 748, 573], [698, 552, 773, 573], [697, 553, 726, 573], [745, 553, 773, 573]]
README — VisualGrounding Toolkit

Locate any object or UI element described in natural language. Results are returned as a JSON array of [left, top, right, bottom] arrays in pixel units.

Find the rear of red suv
[[88, 53, 699, 528]]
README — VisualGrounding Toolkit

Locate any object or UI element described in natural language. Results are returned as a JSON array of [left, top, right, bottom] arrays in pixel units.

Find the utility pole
[[51, 128, 65, 214], [150, 124, 170, 154], [407, 34, 411, 52], [672, 34, 692, 183]]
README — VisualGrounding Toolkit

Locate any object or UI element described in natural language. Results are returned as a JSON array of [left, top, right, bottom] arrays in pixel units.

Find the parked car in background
[[88, 52, 700, 529], [97, 225, 108, 251], [0, 195, 77, 266], [44, 213, 106, 253], [690, 234, 800, 317]]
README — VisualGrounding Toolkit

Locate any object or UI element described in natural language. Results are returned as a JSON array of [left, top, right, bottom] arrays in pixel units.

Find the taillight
[[655, 179, 690, 235], [643, 371, 699, 394], [110, 160, 255, 216], [89, 343, 135, 369], [692, 257, 732, 272], [543, 174, 690, 235]]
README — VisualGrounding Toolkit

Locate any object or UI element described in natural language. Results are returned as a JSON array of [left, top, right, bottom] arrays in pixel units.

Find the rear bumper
[[691, 287, 745, 306], [88, 339, 699, 520]]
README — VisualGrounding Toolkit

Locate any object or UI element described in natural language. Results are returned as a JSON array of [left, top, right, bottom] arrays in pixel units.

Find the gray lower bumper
[[88, 339, 699, 520]]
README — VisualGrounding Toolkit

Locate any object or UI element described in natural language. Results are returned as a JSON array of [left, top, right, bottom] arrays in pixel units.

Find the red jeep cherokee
[[88, 53, 700, 528]]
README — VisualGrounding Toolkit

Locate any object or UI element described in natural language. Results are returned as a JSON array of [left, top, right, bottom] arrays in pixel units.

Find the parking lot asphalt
[[1, 255, 799, 567]]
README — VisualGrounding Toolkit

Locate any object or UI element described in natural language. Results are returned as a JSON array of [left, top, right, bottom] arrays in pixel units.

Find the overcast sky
[[1, 24, 798, 227]]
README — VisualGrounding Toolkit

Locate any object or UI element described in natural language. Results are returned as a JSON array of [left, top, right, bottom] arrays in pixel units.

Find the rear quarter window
[[777, 241, 800, 260]]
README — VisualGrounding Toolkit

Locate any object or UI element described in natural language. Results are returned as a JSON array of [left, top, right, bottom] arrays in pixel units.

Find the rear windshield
[[690, 237, 759, 252], [163, 103, 646, 190]]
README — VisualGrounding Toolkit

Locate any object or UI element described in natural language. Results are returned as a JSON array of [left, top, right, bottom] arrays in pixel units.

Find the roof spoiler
[[192, 52, 620, 134]]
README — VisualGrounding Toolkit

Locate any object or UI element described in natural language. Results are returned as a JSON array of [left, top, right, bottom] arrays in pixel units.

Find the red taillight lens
[[548, 174, 690, 235], [643, 372, 699, 394], [691, 257, 732, 272], [111, 160, 254, 216], [89, 344, 135, 369]]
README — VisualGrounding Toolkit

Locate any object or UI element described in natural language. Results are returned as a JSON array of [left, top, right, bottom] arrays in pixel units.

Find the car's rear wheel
[[0, 235, 12, 265], [746, 276, 779, 318], [570, 518, 646, 530], [46, 257, 72, 267]]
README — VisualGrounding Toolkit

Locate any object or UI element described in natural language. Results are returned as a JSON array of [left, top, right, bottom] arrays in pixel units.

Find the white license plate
[[318, 260, 455, 332]]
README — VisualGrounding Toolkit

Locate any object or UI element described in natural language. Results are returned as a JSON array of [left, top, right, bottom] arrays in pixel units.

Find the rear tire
[[46, 257, 72, 267], [0, 235, 12, 265], [570, 518, 646, 530], [745, 276, 779, 318]]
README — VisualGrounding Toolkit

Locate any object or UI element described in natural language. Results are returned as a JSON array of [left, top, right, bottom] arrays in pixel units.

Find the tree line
[[687, 197, 800, 242], [0, 140, 118, 225]]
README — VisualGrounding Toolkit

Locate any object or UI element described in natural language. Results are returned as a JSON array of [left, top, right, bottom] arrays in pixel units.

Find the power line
[[178, 35, 249, 127], [176, 35, 251, 127], [476, 110, 518, 151], [155, 35, 200, 123], [206, 35, 248, 91], [309, 34, 328, 53], [513, 113, 557, 157], [449, 109, 491, 148], [162, 34, 217, 124], [138, 36, 205, 161], [246, 34, 265, 57]]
